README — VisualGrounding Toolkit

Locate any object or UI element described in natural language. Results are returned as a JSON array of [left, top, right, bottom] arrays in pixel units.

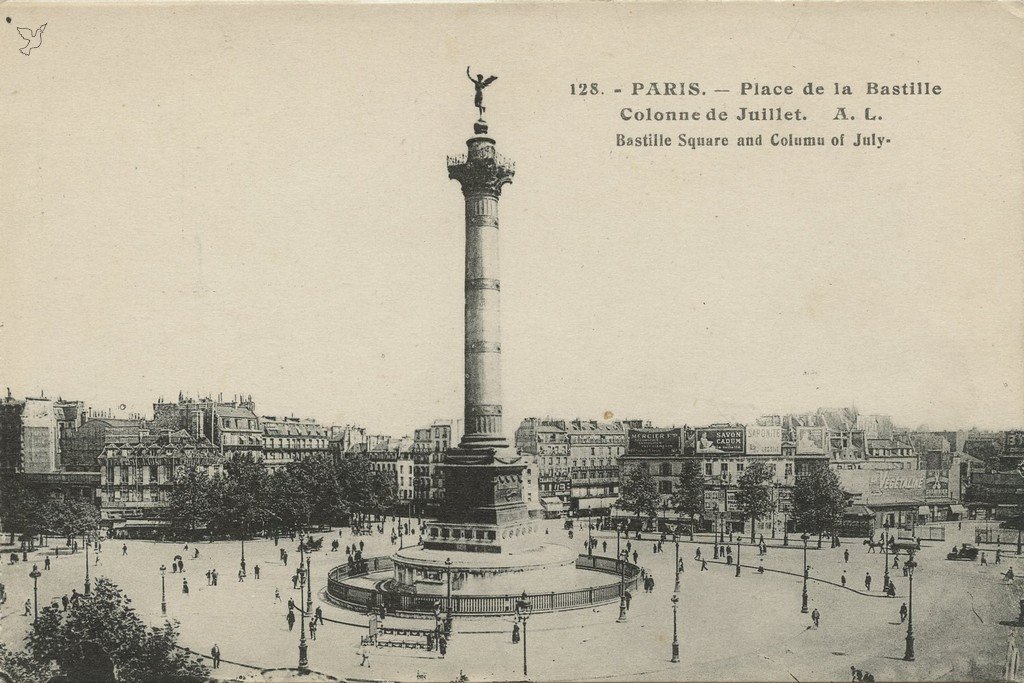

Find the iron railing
[[326, 554, 640, 616]]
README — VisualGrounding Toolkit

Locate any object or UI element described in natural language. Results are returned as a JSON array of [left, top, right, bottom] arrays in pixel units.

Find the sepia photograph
[[1, 2, 1023, 681]]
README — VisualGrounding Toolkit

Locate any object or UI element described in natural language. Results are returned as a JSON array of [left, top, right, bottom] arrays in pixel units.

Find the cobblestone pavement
[[0, 519, 1016, 681]]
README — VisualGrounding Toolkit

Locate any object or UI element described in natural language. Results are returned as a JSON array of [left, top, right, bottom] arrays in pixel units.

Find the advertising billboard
[[696, 427, 745, 454], [1006, 431, 1024, 455], [868, 470, 925, 493], [746, 426, 782, 455], [627, 428, 682, 456], [796, 426, 827, 454], [924, 469, 950, 501]]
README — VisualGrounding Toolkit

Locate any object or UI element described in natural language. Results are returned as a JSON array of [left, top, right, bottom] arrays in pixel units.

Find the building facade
[[261, 416, 329, 470], [98, 429, 221, 537]]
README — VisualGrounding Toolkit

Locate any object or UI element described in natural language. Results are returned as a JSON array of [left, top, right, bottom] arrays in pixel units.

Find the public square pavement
[[0, 519, 1018, 682]]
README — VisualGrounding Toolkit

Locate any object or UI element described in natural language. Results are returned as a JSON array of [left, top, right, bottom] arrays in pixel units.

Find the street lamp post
[[713, 512, 720, 559], [670, 594, 680, 663], [883, 522, 891, 590], [160, 564, 167, 615], [298, 561, 309, 672], [588, 518, 593, 557], [674, 534, 681, 593], [29, 564, 41, 624], [445, 557, 453, 614], [306, 555, 313, 614], [904, 555, 917, 661], [800, 533, 810, 613], [83, 530, 91, 596], [783, 511, 789, 546], [735, 538, 741, 577], [515, 591, 532, 677], [617, 549, 628, 623]]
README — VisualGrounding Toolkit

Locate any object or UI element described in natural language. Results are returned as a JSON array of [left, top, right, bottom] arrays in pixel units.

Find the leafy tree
[[26, 578, 208, 681], [736, 461, 776, 542], [45, 499, 100, 544], [211, 454, 272, 539], [791, 463, 846, 548], [167, 467, 212, 539], [0, 481, 50, 549], [617, 464, 660, 530], [0, 643, 58, 683], [672, 458, 705, 540]]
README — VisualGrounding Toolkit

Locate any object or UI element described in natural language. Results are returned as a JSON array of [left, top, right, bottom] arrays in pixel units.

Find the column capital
[[448, 137, 515, 197]]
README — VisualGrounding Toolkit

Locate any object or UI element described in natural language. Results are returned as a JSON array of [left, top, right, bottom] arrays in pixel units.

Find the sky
[[1, 3, 1022, 436]]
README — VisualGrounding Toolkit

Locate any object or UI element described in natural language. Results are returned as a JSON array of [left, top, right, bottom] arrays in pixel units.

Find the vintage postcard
[[1, 2, 1022, 682]]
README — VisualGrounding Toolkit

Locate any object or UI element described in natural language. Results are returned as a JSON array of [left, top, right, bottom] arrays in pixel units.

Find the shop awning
[[917, 506, 930, 515], [541, 497, 567, 510], [578, 497, 616, 510], [844, 505, 874, 517], [113, 520, 172, 528], [949, 504, 968, 515]]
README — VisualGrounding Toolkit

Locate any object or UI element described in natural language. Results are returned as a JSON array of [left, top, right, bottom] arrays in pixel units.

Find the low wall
[[326, 554, 640, 616]]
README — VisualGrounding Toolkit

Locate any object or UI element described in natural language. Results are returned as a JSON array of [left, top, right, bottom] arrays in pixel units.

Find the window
[[705, 463, 713, 475], [720, 463, 729, 475], [660, 462, 672, 476], [784, 463, 793, 478], [659, 480, 673, 494], [736, 463, 744, 474]]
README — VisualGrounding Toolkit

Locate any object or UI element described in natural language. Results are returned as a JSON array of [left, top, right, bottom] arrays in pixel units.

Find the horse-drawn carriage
[[947, 543, 979, 561], [299, 536, 324, 552]]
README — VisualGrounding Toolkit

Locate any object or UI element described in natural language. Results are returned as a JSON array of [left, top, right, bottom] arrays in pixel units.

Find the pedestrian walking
[[292, 573, 298, 589], [315, 606, 324, 625], [892, 556, 899, 569], [844, 548, 849, 563], [61, 594, 69, 611], [602, 540, 607, 553], [182, 578, 190, 594], [254, 565, 260, 579], [310, 620, 318, 640], [701, 558, 708, 571], [841, 571, 847, 587], [512, 622, 520, 644], [997, 549, 1003, 564], [899, 602, 908, 623], [633, 550, 638, 564], [283, 551, 288, 566], [287, 610, 295, 631], [624, 590, 632, 610], [864, 572, 872, 591], [23, 599, 31, 616], [211, 644, 221, 669], [212, 569, 218, 586], [238, 569, 245, 582], [206, 570, 212, 585], [275, 588, 282, 603], [439, 634, 448, 658], [981, 552, 988, 565], [44, 556, 50, 570], [359, 643, 370, 666], [811, 607, 820, 628], [194, 548, 200, 559], [695, 547, 702, 561], [122, 544, 128, 556]]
